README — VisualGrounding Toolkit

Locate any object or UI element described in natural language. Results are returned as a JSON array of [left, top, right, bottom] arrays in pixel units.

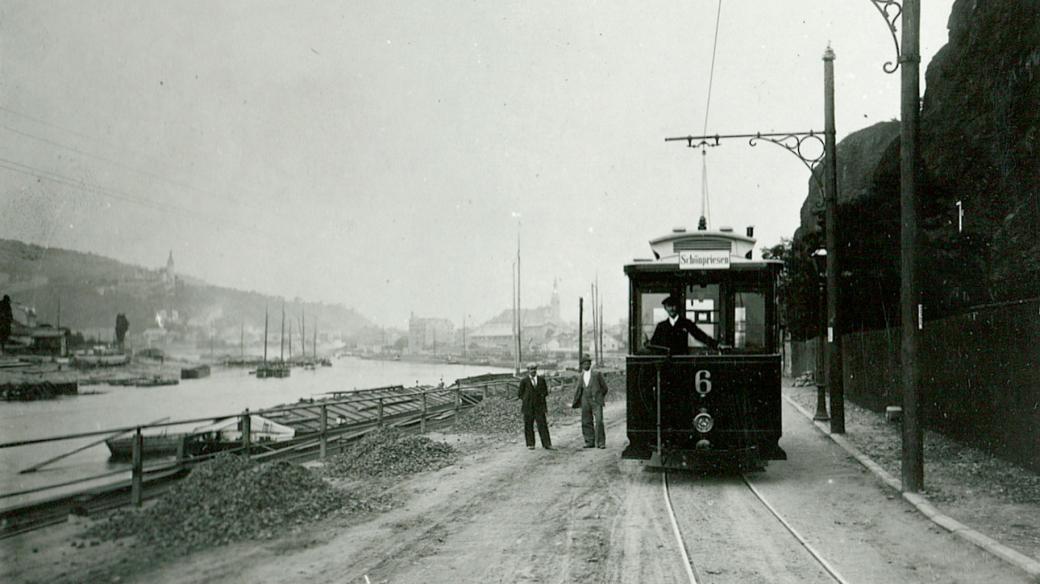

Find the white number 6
[[695, 370, 712, 397]]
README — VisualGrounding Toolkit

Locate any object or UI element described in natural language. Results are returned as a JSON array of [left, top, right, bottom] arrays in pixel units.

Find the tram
[[621, 222, 786, 470]]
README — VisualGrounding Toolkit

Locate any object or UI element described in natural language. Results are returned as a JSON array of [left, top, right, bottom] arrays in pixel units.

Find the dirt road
[[132, 401, 690, 584], [3, 392, 1034, 583]]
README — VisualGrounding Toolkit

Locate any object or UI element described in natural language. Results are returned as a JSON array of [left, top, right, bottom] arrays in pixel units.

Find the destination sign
[[678, 250, 730, 270]]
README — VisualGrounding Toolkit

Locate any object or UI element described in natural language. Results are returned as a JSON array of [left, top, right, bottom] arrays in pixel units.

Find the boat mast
[[512, 261, 518, 375], [280, 301, 285, 362], [516, 231, 522, 368], [313, 319, 317, 360], [288, 320, 293, 360], [263, 306, 269, 364]]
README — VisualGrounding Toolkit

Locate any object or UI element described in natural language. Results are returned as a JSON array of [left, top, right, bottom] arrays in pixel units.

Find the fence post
[[454, 384, 462, 430], [241, 410, 251, 457], [377, 398, 384, 427], [482, 383, 488, 400], [320, 404, 328, 459], [131, 427, 143, 507], [421, 391, 428, 433], [176, 433, 186, 466]]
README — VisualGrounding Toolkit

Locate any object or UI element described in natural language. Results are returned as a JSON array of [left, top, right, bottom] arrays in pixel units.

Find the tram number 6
[[694, 370, 712, 397]]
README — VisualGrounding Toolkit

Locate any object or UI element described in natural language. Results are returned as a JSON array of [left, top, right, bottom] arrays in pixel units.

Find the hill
[[0, 238, 375, 346]]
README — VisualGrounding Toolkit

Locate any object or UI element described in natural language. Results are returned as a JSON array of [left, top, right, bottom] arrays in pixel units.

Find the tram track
[[661, 470, 852, 584]]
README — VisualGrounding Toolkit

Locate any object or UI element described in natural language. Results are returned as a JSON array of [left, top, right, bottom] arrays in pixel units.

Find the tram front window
[[685, 284, 719, 350], [634, 286, 721, 354], [732, 288, 767, 351]]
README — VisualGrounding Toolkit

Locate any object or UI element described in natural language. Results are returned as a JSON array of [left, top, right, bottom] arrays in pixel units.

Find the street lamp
[[811, 247, 830, 421]]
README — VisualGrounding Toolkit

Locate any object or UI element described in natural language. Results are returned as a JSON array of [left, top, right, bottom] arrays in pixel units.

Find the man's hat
[[662, 295, 680, 306], [527, 362, 539, 370], [580, 355, 592, 364]]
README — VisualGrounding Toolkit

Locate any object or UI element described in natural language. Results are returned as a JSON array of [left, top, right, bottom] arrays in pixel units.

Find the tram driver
[[648, 295, 719, 354]]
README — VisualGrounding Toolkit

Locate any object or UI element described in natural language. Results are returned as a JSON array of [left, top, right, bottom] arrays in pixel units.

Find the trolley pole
[[823, 45, 845, 434], [899, 0, 923, 493]]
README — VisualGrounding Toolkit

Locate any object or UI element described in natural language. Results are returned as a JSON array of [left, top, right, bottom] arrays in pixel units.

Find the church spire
[[550, 276, 560, 321]]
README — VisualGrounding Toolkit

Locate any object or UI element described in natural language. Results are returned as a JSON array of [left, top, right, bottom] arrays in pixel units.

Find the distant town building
[[4, 303, 67, 357], [408, 313, 454, 353], [470, 280, 564, 352]]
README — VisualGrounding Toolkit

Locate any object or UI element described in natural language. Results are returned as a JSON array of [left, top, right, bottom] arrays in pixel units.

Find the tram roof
[[625, 227, 781, 273]]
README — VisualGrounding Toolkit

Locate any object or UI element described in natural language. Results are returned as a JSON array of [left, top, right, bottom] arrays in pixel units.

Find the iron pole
[[823, 45, 845, 433], [814, 275, 830, 421], [900, 0, 923, 492]]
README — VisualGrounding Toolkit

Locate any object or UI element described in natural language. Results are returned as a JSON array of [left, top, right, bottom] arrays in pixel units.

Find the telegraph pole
[[578, 297, 584, 366], [516, 232, 523, 369], [899, 0, 923, 493], [823, 45, 845, 434], [512, 262, 518, 375]]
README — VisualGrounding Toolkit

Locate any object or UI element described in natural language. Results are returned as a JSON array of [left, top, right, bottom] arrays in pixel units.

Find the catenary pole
[[900, 0, 923, 492], [823, 45, 845, 434]]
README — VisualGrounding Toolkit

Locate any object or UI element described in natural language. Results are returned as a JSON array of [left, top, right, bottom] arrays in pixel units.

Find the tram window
[[685, 284, 719, 349], [637, 291, 670, 352], [733, 290, 767, 351]]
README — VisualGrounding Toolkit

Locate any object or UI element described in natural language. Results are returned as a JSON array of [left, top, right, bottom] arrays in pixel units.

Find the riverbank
[[0, 358, 515, 511], [0, 358, 199, 393], [3, 373, 1038, 583]]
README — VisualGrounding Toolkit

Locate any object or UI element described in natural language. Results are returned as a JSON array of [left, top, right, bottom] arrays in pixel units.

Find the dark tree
[[0, 295, 12, 354], [115, 313, 130, 347], [763, 235, 824, 342]]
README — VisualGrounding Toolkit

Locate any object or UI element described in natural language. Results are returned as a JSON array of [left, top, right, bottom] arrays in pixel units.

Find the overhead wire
[[0, 123, 255, 210], [0, 157, 280, 240], [0, 105, 312, 246]]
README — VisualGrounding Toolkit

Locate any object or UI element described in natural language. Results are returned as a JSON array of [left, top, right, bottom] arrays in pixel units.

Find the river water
[[0, 357, 511, 510]]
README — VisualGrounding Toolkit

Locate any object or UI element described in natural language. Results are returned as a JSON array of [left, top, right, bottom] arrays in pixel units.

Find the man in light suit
[[518, 363, 553, 450], [572, 356, 608, 448]]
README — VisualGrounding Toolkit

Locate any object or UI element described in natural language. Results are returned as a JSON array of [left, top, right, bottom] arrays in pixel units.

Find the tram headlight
[[693, 409, 714, 433]]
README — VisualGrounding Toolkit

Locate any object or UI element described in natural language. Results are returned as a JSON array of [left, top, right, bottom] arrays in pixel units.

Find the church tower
[[163, 250, 176, 289], [550, 277, 560, 322]]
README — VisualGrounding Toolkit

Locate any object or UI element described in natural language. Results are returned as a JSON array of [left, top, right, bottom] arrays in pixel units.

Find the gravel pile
[[456, 372, 626, 430], [86, 453, 365, 554], [455, 393, 520, 434], [323, 427, 457, 478]]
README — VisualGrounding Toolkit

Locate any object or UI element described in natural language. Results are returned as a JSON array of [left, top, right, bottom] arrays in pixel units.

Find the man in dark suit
[[518, 363, 553, 450], [571, 355, 608, 448], [650, 295, 718, 354]]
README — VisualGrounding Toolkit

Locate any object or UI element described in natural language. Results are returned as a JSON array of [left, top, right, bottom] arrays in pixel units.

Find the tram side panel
[[623, 355, 784, 462]]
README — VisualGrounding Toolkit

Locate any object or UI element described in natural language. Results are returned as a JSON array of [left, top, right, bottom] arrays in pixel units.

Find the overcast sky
[[0, 0, 955, 329]]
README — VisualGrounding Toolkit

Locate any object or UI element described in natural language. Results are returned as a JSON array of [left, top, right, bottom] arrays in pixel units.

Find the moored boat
[[105, 414, 296, 460], [180, 364, 211, 379], [105, 432, 187, 460], [254, 361, 290, 378]]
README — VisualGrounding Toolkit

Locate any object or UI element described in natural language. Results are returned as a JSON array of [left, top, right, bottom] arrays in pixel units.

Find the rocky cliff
[[794, 0, 1039, 334]]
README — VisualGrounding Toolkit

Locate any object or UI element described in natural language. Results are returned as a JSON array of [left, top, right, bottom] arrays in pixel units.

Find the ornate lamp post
[[866, 0, 923, 492], [811, 247, 830, 421]]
